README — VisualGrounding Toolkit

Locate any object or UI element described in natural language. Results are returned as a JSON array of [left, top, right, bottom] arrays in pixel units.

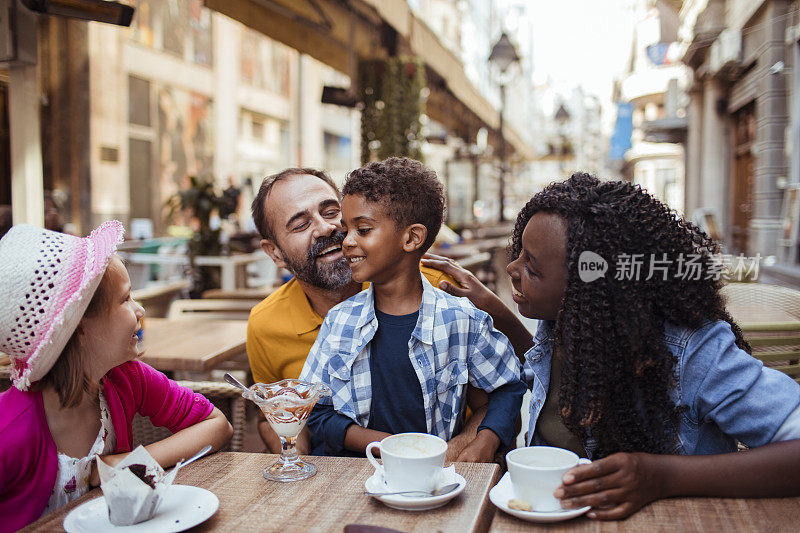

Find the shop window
[[128, 138, 153, 220], [240, 29, 292, 96], [129, 76, 151, 127], [128, 0, 213, 67], [251, 117, 264, 140]]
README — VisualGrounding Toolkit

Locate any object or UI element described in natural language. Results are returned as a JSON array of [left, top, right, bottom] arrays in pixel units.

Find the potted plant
[[165, 173, 228, 297]]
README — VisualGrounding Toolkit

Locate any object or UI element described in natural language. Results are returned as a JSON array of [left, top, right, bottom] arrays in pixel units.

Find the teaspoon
[[364, 482, 460, 498]]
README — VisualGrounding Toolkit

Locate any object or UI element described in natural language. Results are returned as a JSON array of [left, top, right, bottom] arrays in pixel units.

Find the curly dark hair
[[512, 172, 751, 457], [251, 168, 339, 241], [343, 157, 444, 254]]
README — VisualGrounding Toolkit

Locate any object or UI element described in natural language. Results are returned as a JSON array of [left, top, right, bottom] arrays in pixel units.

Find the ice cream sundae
[[244, 379, 330, 482]]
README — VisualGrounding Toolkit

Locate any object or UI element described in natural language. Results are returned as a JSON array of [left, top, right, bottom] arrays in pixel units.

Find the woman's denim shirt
[[523, 319, 800, 458]]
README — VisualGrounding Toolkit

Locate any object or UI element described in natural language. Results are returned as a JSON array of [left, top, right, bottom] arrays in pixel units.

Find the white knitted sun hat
[[0, 221, 124, 390]]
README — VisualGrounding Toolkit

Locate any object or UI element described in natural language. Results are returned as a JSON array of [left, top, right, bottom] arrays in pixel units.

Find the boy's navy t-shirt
[[366, 309, 427, 434], [307, 306, 523, 456]]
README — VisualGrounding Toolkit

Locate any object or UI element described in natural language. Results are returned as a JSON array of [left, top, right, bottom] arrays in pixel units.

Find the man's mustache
[[307, 230, 346, 261]]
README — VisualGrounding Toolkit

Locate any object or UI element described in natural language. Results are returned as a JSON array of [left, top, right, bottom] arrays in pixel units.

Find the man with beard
[[248, 168, 532, 456]]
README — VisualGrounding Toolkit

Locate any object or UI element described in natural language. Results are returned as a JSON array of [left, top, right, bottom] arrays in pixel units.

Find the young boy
[[300, 157, 526, 461]]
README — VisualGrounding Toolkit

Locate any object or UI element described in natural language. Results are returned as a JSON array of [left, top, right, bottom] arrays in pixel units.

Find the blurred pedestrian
[[43, 191, 65, 233], [220, 175, 241, 221]]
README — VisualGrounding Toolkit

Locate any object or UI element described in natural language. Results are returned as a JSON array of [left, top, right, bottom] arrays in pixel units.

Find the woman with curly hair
[[506, 172, 800, 519]]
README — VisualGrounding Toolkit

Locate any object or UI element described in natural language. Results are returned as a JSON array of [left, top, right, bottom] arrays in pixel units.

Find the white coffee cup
[[505, 446, 591, 512], [365, 433, 447, 492]]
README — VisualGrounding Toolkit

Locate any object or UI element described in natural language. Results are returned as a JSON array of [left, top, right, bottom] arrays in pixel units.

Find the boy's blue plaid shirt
[[299, 274, 522, 441]]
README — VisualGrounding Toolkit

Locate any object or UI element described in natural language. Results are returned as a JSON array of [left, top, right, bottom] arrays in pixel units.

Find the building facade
[[613, 0, 689, 214], [2, 0, 537, 235], [680, 0, 794, 260], [411, 0, 539, 225], [526, 84, 607, 194], [86, 0, 360, 234]]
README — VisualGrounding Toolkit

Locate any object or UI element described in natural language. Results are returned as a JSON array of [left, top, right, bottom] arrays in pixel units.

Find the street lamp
[[488, 32, 520, 222]]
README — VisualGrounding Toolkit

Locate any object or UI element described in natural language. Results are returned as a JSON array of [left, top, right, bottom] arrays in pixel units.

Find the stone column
[[791, 38, 800, 186], [213, 15, 238, 186], [9, 63, 44, 228], [700, 77, 728, 232], [684, 84, 703, 217], [749, 0, 789, 257]]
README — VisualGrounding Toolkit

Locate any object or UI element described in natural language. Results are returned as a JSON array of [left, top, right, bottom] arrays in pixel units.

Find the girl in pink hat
[[0, 222, 233, 531]]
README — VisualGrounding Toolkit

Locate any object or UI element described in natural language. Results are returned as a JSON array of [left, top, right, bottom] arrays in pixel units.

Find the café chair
[[132, 280, 190, 318], [722, 283, 800, 382], [201, 285, 279, 300], [167, 298, 258, 321], [131, 380, 246, 452], [167, 299, 256, 380]]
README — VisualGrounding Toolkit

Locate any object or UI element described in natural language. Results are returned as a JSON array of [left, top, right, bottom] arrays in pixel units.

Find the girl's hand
[[89, 453, 128, 488], [553, 452, 665, 520]]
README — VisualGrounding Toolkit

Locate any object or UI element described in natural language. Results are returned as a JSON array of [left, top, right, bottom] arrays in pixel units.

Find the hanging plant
[[358, 57, 426, 164]]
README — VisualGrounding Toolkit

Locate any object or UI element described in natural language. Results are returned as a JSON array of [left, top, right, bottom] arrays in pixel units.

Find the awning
[[203, 0, 533, 160]]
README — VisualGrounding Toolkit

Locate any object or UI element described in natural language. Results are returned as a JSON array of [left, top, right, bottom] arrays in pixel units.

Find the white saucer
[[489, 472, 591, 523], [63, 485, 219, 533], [364, 467, 466, 511]]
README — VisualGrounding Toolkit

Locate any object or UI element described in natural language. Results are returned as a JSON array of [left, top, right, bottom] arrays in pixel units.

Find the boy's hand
[[554, 452, 665, 520], [455, 428, 501, 463]]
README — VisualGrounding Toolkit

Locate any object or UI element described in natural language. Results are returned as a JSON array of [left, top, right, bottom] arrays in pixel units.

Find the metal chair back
[[723, 283, 800, 381]]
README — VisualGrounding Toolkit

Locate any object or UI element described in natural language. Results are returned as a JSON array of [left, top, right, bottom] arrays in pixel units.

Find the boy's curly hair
[[512, 172, 750, 457], [343, 157, 444, 254]]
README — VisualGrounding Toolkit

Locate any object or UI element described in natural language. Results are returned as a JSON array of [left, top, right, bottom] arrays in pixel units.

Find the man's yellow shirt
[[246, 265, 456, 385]]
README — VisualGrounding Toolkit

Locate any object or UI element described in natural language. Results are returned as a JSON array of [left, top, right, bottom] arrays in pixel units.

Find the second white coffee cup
[[506, 446, 591, 512], [366, 433, 447, 492]]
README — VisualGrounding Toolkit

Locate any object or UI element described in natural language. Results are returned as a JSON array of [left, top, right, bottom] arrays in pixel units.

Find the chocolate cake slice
[[127, 463, 156, 489]]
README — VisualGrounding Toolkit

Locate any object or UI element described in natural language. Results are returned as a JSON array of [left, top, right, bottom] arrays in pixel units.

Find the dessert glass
[[245, 379, 331, 482]]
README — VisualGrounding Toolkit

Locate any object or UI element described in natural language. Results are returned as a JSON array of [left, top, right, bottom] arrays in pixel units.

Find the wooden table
[[194, 252, 270, 290], [132, 280, 190, 318], [140, 318, 247, 372], [489, 495, 800, 531], [28, 453, 502, 532], [202, 285, 279, 300], [122, 251, 270, 291]]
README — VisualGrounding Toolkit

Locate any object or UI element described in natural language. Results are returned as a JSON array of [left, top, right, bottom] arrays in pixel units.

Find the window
[[128, 0, 213, 67], [240, 29, 292, 96], [128, 76, 151, 127]]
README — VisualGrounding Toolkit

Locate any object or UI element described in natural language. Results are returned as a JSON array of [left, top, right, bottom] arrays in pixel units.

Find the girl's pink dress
[[0, 360, 214, 532]]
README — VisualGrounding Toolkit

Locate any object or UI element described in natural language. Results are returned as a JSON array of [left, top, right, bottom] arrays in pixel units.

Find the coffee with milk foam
[[385, 434, 445, 457]]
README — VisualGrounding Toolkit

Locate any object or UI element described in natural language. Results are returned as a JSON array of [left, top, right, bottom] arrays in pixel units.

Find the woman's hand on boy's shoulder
[[554, 452, 667, 520], [421, 253, 494, 309], [422, 252, 534, 357]]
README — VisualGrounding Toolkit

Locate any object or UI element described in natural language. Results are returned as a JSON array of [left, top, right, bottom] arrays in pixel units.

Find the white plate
[[364, 468, 466, 511], [489, 472, 591, 523], [63, 485, 219, 533]]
